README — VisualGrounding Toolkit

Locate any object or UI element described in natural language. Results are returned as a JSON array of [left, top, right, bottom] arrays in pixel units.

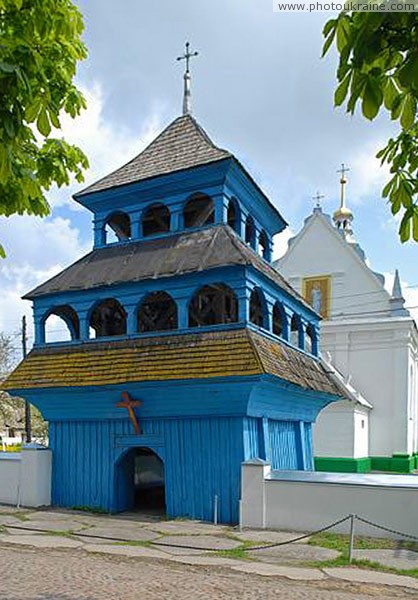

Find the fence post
[[214, 495, 218, 525], [348, 514, 356, 564]]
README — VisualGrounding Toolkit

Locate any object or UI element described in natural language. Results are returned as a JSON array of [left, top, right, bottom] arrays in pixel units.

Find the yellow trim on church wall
[[302, 275, 332, 319]]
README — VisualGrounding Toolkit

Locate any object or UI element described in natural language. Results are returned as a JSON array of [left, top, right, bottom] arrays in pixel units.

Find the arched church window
[[137, 292, 178, 333], [43, 305, 80, 343], [142, 204, 171, 237], [259, 230, 269, 260], [227, 199, 240, 233], [245, 216, 255, 247], [305, 323, 316, 355], [89, 299, 127, 338], [290, 314, 302, 348], [183, 194, 215, 228], [273, 302, 286, 338], [249, 288, 265, 328], [189, 284, 238, 327], [104, 211, 131, 243]]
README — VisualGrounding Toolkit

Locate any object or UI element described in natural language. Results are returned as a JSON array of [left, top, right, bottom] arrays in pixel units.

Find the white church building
[[277, 170, 418, 473]]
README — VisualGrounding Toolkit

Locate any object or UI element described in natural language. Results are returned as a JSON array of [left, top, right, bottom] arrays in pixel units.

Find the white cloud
[[273, 227, 295, 261], [47, 81, 163, 210]]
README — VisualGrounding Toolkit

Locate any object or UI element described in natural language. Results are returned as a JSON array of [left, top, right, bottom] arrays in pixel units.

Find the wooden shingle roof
[[23, 226, 312, 310], [2, 328, 345, 398], [76, 115, 231, 196]]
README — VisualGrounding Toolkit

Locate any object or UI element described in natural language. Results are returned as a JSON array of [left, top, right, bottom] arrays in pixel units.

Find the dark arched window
[[142, 204, 171, 237], [245, 216, 255, 247], [104, 211, 131, 243], [184, 194, 215, 228], [249, 288, 265, 328], [273, 302, 286, 338], [227, 199, 240, 233], [44, 305, 80, 343], [259, 230, 269, 260], [137, 292, 178, 332], [305, 324, 317, 355], [290, 314, 302, 348], [189, 284, 238, 327], [90, 299, 127, 338]]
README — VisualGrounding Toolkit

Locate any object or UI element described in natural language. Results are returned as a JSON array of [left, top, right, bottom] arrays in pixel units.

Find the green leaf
[[362, 78, 383, 120], [0, 243, 5, 259], [383, 78, 400, 111], [334, 73, 351, 106], [25, 97, 42, 123], [399, 213, 411, 243], [413, 211, 418, 243], [37, 108, 51, 137], [400, 94, 417, 130], [336, 16, 351, 53], [0, 62, 16, 73]]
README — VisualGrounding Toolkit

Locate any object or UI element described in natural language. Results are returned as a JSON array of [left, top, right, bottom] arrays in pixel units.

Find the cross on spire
[[177, 42, 199, 116], [312, 191, 325, 210], [337, 163, 350, 209]]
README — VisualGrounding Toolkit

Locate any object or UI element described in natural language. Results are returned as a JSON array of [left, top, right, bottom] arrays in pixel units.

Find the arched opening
[[189, 284, 238, 327], [104, 211, 131, 243], [249, 288, 265, 328], [137, 292, 178, 333], [43, 305, 80, 343], [89, 299, 127, 338], [273, 302, 286, 338], [245, 216, 255, 247], [290, 314, 302, 348], [227, 199, 240, 233], [259, 230, 269, 260], [305, 324, 317, 355], [183, 193, 215, 229], [115, 447, 165, 514], [142, 204, 171, 237]]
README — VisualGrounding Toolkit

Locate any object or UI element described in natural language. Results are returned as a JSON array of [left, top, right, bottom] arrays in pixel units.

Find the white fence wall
[[0, 446, 52, 508], [241, 461, 418, 538]]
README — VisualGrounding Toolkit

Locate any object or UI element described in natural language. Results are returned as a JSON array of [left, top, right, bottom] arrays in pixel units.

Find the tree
[[0, 0, 89, 257], [323, 13, 418, 242], [0, 332, 48, 443]]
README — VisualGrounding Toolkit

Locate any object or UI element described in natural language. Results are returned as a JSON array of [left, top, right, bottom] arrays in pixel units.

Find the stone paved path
[[0, 507, 417, 598], [0, 546, 413, 600]]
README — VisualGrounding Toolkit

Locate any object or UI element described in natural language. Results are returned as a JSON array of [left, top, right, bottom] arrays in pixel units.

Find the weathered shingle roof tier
[[2, 328, 344, 398], [77, 115, 231, 196], [24, 226, 311, 310]]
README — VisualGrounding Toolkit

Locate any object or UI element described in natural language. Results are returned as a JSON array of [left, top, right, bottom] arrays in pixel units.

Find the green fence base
[[314, 457, 371, 473]]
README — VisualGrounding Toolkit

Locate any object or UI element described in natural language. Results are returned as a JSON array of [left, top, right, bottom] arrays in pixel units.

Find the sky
[[1, 0, 417, 351]]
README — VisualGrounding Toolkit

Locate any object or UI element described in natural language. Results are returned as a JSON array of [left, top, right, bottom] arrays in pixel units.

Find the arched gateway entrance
[[115, 446, 166, 514]]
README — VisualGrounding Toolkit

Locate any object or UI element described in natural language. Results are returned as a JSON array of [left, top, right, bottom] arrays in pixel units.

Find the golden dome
[[333, 206, 353, 221]]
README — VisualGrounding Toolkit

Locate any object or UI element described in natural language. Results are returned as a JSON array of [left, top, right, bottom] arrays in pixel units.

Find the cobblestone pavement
[[0, 545, 414, 600]]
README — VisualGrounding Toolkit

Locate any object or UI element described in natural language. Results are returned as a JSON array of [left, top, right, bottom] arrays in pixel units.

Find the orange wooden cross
[[117, 391, 142, 434]]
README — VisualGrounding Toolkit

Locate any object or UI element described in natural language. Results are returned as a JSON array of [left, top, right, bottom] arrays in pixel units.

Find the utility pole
[[22, 315, 31, 443]]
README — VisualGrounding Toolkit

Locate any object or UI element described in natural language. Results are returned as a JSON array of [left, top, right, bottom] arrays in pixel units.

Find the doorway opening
[[117, 447, 166, 514]]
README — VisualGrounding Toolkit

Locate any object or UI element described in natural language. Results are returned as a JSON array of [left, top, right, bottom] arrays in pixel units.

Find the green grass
[[113, 539, 152, 548], [307, 531, 418, 579], [309, 531, 418, 553], [71, 505, 109, 515]]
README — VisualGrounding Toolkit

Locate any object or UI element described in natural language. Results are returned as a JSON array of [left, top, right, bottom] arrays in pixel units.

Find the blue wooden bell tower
[[4, 108, 346, 522]]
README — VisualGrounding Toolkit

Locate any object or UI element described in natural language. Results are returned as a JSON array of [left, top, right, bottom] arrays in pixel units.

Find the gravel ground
[[0, 545, 415, 600]]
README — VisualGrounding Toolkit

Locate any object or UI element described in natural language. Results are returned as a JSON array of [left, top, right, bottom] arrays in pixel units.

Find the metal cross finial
[[312, 191, 325, 209], [177, 42, 199, 115], [337, 163, 350, 208]]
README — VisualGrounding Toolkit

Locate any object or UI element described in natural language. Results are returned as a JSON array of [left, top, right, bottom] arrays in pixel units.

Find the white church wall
[[278, 214, 391, 321], [322, 319, 412, 457], [313, 401, 355, 458], [353, 408, 369, 458]]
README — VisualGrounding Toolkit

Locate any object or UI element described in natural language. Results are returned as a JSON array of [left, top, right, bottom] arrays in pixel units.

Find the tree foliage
[[0, 0, 89, 257], [323, 13, 418, 243], [0, 332, 48, 443]]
